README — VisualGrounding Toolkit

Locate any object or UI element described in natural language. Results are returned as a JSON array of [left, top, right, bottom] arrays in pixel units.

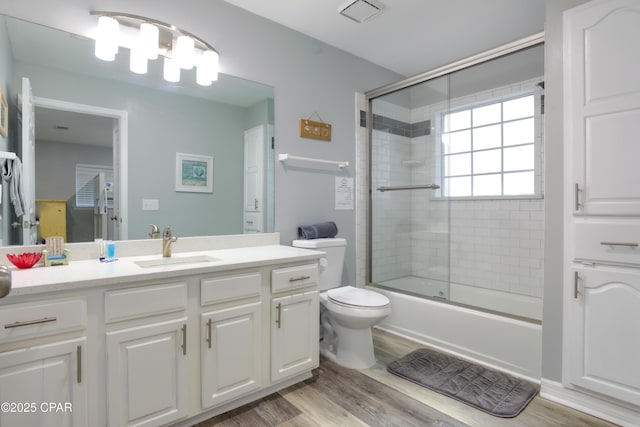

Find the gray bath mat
[[387, 348, 538, 418]]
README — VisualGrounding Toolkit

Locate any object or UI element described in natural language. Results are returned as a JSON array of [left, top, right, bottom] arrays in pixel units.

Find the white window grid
[[438, 90, 541, 199]]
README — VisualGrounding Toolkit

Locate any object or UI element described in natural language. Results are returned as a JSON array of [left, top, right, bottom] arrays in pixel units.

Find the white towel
[[2, 158, 24, 217]]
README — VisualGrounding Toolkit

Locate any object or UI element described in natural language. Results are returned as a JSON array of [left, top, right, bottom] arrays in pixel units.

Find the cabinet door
[[106, 318, 188, 427], [271, 291, 319, 382], [243, 125, 266, 233], [201, 302, 262, 409], [0, 337, 87, 427], [567, 267, 640, 405], [565, 0, 640, 215]]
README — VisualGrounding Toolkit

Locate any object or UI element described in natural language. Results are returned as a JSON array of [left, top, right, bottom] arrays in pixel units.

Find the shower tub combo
[[361, 34, 545, 380]]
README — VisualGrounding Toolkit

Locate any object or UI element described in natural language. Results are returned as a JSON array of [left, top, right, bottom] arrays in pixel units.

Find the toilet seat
[[327, 286, 390, 309]]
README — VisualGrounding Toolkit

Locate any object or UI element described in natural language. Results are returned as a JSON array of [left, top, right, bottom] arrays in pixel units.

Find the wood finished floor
[[195, 329, 618, 427]]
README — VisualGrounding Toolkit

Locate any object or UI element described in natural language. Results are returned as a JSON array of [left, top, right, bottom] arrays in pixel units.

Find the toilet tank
[[291, 238, 346, 291]]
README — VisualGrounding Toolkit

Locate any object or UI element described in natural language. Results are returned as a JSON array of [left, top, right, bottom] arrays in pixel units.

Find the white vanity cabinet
[[270, 264, 319, 382], [0, 298, 88, 427], [2, 238, 322, 427], [104, 282, 190, 427], [200, 273, 262, 409]]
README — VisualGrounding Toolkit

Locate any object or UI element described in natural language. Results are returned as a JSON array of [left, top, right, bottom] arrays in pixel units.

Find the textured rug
[[387, 348, 538, 418]]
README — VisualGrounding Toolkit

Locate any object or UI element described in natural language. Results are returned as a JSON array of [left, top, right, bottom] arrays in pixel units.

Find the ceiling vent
[[340, 0, 385, 23]]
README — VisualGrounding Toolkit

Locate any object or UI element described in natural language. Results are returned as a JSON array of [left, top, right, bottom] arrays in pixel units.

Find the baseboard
[[540, 379, 640, 427]]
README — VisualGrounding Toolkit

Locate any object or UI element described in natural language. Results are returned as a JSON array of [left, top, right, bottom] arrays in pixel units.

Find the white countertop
[[6, 245, 324, 298]]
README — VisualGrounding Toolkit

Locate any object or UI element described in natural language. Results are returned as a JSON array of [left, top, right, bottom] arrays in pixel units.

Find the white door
[[201, 302, 262, 408], [568, 267, 640, 405], [271, 291, 319, 382], [0, 337, 87, 427], [106, 318, 188, 427], [566, 0, 640, 215], [243, 125, 266, 233], [20, 77, 37, 244]]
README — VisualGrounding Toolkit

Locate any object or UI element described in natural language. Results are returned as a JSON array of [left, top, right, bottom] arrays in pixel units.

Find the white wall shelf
[[278, 153, 348, 169]]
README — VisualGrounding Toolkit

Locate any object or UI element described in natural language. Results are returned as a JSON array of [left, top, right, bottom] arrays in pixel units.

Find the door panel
[[568, 2, 640, 215], [569, 267, 640, 405]]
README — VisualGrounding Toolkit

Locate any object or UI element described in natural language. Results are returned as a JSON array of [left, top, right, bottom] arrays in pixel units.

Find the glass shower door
[[369, 75, 450, 299]]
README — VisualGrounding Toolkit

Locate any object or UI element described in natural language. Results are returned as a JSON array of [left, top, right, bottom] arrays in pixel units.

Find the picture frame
[[175, 152, 213, 193], [0, 89, 8, 138]]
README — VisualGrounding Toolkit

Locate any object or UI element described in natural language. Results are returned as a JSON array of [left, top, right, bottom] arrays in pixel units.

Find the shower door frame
[[364, 31, 545, 288]]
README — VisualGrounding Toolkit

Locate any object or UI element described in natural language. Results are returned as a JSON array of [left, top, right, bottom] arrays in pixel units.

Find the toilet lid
[[327, 286, 390, 308]]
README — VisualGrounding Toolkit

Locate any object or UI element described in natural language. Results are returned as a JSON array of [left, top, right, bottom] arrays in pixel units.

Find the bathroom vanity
[[0, 233, 321, 427]]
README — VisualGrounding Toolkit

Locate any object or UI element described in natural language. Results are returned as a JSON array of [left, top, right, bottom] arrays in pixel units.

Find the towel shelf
[[279, 153, 348, 169], [0, 151, 17, 160]]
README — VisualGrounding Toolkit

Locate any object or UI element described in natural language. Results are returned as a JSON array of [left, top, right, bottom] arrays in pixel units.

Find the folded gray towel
[[298, 221, 338, 239]]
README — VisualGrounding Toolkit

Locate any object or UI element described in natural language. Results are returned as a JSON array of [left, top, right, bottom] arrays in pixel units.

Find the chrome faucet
[[162, 227, 178, 257], [149, 224, 160, 239]]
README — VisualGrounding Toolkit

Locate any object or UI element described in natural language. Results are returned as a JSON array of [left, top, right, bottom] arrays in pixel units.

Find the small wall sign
[[299, 118, 331, 141]]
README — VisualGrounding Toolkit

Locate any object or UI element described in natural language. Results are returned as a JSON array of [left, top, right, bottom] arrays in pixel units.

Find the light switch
[[142, 199, 159, 211]]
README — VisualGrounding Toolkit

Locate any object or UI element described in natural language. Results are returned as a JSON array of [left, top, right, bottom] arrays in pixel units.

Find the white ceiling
[[223, 0, 546, 77]]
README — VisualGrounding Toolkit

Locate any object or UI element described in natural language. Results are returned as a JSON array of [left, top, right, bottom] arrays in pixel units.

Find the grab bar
[[377, 184, 440, 192]]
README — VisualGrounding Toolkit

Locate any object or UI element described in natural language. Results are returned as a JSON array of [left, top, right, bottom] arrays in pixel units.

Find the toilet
[[292, 238, 391, 369]]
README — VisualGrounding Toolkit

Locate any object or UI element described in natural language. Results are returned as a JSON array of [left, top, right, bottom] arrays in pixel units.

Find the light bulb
[[196, 50, 219, 86], [174, 35, 194, 70], [95, 16, 119, 61], [140, 23, 159, 60], [163, 57, 181, 82], [130, 45, 148, 74]]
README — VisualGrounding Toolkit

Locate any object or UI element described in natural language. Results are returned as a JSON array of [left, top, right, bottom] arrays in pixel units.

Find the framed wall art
[[175, 152, 213, 193]]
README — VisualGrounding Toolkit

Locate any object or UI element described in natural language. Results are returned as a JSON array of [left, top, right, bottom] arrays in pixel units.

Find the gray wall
[[542, 0, 589, 382], [14, 60, 260, 239], [0, 0, 402, 285], [35, 139, 112, 201]]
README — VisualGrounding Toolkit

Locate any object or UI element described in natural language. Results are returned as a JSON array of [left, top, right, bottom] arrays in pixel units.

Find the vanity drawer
[[271, 264, 318, 293], [243, 213, 263, 233], [0, 298, 86, 343], [201, 272, 261, 306], [105, 282, 188, 323], [574, 221, 640, 265]]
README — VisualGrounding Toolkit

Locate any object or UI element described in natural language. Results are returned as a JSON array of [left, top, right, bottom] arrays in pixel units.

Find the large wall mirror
[[0, 14, 274, 246]]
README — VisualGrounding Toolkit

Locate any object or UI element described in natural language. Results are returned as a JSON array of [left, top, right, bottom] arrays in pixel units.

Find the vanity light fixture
[[91, 11, 219, 86]]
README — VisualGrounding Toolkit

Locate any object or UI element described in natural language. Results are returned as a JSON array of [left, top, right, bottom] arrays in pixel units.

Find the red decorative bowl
[[7, 252, 43, 269]]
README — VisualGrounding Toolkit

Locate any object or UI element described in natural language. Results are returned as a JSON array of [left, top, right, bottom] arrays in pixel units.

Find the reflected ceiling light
[[196, 50, 219, 86], [94, 16, 119, 61], [139, 23, 159, 60], [163, 57, 181, 83], [174, 35, 195, 70], [91, 11, 219, 86]]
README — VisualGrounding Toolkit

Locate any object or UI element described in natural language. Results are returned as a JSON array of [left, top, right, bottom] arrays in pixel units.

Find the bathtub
[[368, 284, 542, 381]]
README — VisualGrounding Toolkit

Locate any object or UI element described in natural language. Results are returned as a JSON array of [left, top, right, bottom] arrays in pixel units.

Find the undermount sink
[[134, 255, 219, 268]]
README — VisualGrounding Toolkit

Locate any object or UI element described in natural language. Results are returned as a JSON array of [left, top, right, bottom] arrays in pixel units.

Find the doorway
[[31, 97, 128, 243]]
